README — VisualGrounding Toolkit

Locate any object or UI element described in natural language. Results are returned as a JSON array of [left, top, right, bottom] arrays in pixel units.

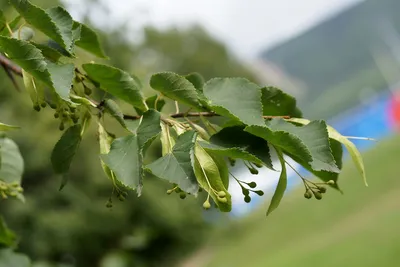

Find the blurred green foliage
[[0, 1, 255, 266]]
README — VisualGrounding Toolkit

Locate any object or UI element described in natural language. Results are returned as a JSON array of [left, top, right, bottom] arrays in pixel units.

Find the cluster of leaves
[[0, 0, 367, 263]]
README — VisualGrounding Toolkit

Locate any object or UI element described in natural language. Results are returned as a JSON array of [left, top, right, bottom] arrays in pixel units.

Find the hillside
[[199, 134, 400, 267], [261, 0, 400, 118]]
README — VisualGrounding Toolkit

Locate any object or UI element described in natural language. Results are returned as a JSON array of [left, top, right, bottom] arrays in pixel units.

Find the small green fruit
[[241, 187, 250, 196], [249, 168, 259, 175], [33, 104, 41, 112], [244, 195, 251, 203], [118, 194, 126, 201], [84, 86, 92, 95], [254, 190, 264, 196], [327, 180, 335, 185], [253, 162, 263, 168], [318, 186, 327, 193], [218, 197, 227, 203], [203, 200, 211, 210], [59, 122, 65, 131], [179, 192, 187, 199], [217, 191, 226, 198], [248, 182, 257, 189], [166, 189, 174, 195], [313, 191, 322, 200], [40, 102, 47, 108], [304, 190, 312, 199], [228, 158, 236, 167], [54, 112, 59, 119], [49, 103, 57, 109], [106, 202, 113, 208]]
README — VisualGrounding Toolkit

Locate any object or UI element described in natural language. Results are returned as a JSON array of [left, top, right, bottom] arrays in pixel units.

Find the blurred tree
[[0, 1, 257, 266]]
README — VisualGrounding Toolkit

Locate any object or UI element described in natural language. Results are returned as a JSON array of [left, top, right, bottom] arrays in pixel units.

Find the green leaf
[[136, 109, 161, 154], [0, 137, 24, 184], [101, 135, 142, 191], [0, 217, 16, 248], [31, 42, 63, 62], [160, 123, 175, 156], [135, 95, 166, 116], [0, 37, 51, 85], [246, 120, 339, 173], [208, 152, 229, 189], [202, 126, 273, 169], [185, 72, 204, 91], [98, 123, 117, 183], [82, 63, 147, 111], [0, 249, 30, 267], [0, 123, 19, 132], [10, 0, 73, 52], [47, 62, 74, 101], [0, 11, 6, 34], [73, 22, 107, 58], [101, 110, 161, 194], [203, 78, 264, 126], [194, 144, 231, 212], [51, 125, 82, 175], [146, 131, 199, 195], [150, 72, 201, 109], [261, 87, 302, 117], [288, 118, 367, 186], [103, 99, 126, 128], [266, 149, 287, 216], [0, 16, 21, 36]]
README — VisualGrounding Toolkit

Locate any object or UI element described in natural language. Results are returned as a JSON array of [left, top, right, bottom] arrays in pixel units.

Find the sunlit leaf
[[73, 22, 107, 58], [146, 131, 199, 195], [266, 148, 287, 216], [83, 63, 147, 111], [150, 72, 201, 109], [203, 78, 264, 126]]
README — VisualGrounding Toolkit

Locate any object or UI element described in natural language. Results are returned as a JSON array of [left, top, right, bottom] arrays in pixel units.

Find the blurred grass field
[[201, 134, 400, 267]]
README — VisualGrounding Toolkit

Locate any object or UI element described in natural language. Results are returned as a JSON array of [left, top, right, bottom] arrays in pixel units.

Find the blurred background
[[1, 0, 400, 266]]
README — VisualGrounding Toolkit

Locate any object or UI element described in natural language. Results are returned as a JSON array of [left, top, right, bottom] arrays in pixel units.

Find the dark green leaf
[[0, 137, 24, 184], [203, 78, 264, 126], [185, 72, 204, 92], [0, 217, 16, 248], [101, 135, 142, 191], [51, 125, 82, 175], [0, 11, 6, 34], [103, 99, 126, 128], [47, 62, 74, 101], [31, 42, 63, 62], [82, 63, 146, 111], [266, 149, 287, 216], [194, 144, 231, 212], [150, 72, 201, 109], [261, 87, 302, 117], [101, 110, 160, 194], [246, 120, 339, 173], [204, 126, 273, 169], [10, 0, 73, 52], [146, 131, 199, 195], [0, 249, 30, 267], [0, 37, 52, 85], [136, 109, 161, 154], [73, 22, 107, 58]]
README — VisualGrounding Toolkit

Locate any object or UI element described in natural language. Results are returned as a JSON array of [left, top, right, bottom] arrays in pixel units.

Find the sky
[[65, 0, 363, 59]]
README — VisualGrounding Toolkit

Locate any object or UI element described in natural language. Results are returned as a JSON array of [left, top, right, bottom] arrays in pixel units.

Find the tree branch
[[123, 112, 289, 121], [0, 54, 22, 77], [1, 54, 291, 121]]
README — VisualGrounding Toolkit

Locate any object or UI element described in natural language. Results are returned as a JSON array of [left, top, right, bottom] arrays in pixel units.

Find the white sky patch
[[64, 0, 363, 58]]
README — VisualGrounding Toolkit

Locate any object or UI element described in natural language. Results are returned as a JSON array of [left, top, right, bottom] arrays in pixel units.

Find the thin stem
[[175, 101, 179, 114], [5, 23, 13, 36]]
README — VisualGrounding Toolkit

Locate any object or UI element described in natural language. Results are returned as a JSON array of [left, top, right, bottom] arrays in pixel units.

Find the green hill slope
[[202, 134, 400, 267]]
